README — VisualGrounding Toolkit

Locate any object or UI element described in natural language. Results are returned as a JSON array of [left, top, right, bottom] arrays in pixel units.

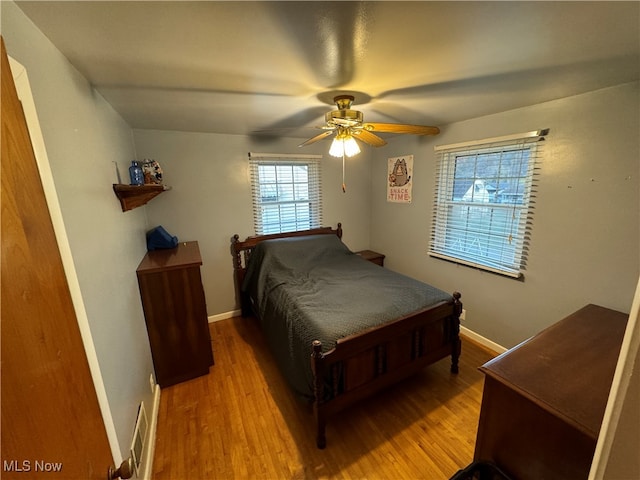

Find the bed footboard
[[311, 292, 462, 449]]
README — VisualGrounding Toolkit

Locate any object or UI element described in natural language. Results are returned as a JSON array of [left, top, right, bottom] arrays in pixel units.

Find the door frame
[[8, 55, 121, 466]]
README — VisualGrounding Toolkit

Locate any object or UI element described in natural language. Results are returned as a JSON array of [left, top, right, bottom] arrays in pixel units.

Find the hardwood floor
[[152, 316, 497, 479]]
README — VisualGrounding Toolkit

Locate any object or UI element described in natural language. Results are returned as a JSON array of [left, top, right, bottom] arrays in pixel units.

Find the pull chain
[[342, 153, 346, 193]]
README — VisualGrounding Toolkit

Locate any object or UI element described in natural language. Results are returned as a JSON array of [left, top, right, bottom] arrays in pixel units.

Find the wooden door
[[1, 37, 114, 479]]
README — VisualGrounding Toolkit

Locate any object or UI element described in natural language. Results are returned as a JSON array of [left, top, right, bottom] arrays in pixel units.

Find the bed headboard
[[231, 223, 343, 301]]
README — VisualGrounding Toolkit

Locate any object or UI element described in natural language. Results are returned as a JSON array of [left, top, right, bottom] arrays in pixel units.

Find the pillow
[[243, 234, 351, 291]]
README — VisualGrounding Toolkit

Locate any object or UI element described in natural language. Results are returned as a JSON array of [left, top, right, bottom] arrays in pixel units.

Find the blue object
[[146, 226, 178, 251], [129, 161, 144, 185]]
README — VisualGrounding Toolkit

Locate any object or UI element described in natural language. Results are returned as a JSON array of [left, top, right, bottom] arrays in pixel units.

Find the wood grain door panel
[[1, 37, 113, 479]]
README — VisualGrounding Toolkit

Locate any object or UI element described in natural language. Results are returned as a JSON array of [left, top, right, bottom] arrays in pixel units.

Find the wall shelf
[[113, 184, 171, 212]]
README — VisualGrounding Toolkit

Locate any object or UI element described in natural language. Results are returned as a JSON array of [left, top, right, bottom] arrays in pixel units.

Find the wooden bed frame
[[231, 223, 462, 449]]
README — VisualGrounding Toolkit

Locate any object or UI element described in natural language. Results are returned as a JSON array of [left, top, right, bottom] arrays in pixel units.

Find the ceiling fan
[[298, 94, 440, 157]]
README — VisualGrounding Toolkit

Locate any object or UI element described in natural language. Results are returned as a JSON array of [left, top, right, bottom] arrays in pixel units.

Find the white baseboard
[[460, 325, 507, 354], [208, 309, 242, 323], [140, 384, 161, 480]]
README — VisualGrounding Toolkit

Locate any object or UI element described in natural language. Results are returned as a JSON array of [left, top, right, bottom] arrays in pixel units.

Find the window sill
[[428, 251, 524, 281]]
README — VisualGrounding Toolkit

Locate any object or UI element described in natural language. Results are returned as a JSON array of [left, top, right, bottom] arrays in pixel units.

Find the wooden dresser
[[137, 241, 214, 387], [474, 304, 628, 480]]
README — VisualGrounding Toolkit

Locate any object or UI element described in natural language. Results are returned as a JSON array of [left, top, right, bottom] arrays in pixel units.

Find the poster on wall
[[387, 155, 413, 203]]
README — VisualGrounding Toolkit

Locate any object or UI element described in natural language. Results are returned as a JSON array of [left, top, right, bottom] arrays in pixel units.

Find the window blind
[[248, 153, 323, 235], [429, 130, 547, 278]]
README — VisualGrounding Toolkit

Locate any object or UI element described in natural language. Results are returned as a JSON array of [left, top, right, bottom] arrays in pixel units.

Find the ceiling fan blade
[[298, 130, 334, 147], [363, 123, 440, 136], [353, 129, 387, 147], [267, 106, 330, 129]]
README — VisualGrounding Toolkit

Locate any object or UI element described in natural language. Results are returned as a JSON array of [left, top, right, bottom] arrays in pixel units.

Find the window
[[249, 153, 323, 235], [429, 130, 547, 278]]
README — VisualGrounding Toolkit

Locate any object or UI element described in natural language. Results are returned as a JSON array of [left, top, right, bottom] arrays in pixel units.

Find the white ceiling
[[15, 1, 640, 142]]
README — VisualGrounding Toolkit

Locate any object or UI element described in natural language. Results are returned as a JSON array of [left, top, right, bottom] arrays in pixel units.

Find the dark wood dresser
[[474, 304, 628, 480], [137, 241, 214, 387]]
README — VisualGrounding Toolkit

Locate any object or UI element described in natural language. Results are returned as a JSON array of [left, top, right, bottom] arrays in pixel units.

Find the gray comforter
[[242, 234, 452, 399]]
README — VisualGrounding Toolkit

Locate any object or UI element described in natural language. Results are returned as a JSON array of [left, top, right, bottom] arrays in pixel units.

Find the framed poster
[[387, 155, 413, 203]]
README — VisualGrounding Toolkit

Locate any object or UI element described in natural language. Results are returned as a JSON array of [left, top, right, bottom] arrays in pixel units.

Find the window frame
[[248, 153, 323, 235], [429, 130, 547, 279]]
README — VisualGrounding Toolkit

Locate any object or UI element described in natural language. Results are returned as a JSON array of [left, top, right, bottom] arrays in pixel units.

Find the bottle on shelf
[[129, 161, 144, 186]]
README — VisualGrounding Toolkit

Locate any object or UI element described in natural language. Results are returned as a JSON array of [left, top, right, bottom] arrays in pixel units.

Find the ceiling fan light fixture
[[343, 135, 361, 157], [329, 130, 361, 158], [298, 94, 439, 157], [328, 137, 344, 157]]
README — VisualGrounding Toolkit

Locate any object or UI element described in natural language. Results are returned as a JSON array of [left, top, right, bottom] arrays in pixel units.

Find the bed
[[231, 223, 462, 448]]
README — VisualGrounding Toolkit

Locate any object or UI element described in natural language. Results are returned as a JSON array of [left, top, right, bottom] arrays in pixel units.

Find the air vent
[[130, 402, 148, 477]]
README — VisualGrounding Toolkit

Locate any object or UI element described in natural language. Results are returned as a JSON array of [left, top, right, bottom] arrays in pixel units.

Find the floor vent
[[131, 402, 148, 477]]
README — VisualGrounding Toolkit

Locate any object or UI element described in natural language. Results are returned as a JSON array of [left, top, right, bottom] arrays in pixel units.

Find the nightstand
[[356, 250, 385, 266]]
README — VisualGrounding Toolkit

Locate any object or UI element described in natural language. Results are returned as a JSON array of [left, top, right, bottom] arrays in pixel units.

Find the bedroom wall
[[2, 1, 156, 463], [370, 82, 640, 348], [133, 129, 372, 317]]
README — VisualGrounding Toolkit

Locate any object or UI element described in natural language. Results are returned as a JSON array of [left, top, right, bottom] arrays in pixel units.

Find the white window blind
[[429, 130, 547, 278], [249, 153, 323, 235]]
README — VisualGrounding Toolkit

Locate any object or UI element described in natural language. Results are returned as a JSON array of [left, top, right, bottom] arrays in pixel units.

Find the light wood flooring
[[152, 316, 497, 480]]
